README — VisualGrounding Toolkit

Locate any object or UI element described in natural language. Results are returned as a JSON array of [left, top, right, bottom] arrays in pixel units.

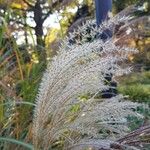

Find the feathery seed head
[[33, 15, 140, 150]]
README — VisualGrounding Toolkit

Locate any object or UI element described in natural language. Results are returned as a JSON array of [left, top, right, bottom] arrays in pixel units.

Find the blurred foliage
[[0, 0, 150, 149], [119, 84, 150, 103], [128, 106, 150, 130], [113, 0, 150, 14], [0, 1, 94, 148], [118, 71, 150, 104]]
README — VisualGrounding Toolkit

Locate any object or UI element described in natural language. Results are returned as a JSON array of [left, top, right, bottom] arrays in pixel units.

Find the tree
[[0, 0, 77, 62]]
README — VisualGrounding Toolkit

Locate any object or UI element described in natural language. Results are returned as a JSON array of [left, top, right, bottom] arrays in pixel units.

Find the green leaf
[[0, 101, 36, 107], [0, 137, 34, 150], [0, 101, 4, 122]]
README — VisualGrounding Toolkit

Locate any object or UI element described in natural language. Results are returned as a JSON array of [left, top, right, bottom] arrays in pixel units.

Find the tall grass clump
[[33, 16, 143, 150]]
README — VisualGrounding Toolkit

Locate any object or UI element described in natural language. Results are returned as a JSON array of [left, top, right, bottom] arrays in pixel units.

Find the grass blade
[[0, 137, 34, 150], [0, 101, 36, 107]]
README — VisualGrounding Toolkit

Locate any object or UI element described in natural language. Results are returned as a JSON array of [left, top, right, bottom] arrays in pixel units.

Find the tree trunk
[[34, 0, 46, 63]]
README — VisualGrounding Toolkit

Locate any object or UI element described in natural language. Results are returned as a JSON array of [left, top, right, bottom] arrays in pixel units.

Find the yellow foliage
[[145, 38, 150, 44], [45, 28, 60, 47], [0, 0, 26, 8], [128, 54, 134, 62], [11, 3, 22, 9], [31, 53, 39, 64], [11, 0, 27, 9], [129, 40, 136, 47], [138, 41, 143, 46]]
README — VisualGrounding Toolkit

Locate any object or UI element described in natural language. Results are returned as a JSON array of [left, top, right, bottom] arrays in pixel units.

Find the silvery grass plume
[[33, 15, 141, 150]]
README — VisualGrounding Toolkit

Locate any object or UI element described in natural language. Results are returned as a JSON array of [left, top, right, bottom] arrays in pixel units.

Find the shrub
[[119, 84, 150, 103]]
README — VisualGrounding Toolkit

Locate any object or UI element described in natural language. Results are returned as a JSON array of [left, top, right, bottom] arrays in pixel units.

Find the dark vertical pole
[[95, 0, 112, 26], [95, 0, 117, 98]]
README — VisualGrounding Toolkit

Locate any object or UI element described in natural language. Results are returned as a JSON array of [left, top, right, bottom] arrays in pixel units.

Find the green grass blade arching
[[0, 137, 34, 150]]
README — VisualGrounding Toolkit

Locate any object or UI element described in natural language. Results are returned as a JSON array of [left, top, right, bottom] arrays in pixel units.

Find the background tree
[[0, 0, 79, 61]]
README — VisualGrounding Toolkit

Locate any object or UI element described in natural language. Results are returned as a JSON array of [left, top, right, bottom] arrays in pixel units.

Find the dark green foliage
[[128, 106, 150, 130], [118, 71, 150, 104], [16, 63, 44, 102], [119, 84, 150, 103]]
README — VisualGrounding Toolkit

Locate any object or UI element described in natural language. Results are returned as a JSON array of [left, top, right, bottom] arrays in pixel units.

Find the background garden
[[0, 0, 150, 149]]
